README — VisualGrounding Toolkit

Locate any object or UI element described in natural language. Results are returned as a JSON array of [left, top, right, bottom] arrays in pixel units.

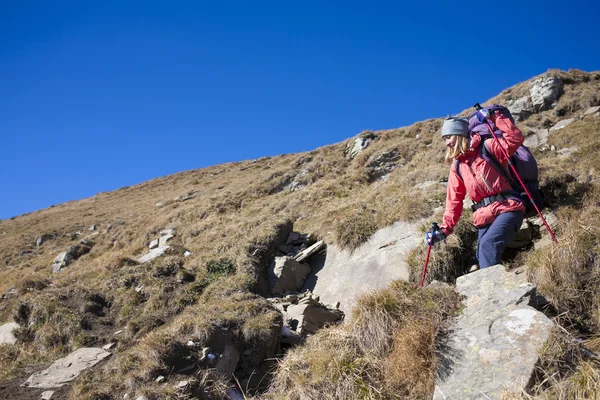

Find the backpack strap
[[454, 159, 463, 181], [480, 139, 513, 183]]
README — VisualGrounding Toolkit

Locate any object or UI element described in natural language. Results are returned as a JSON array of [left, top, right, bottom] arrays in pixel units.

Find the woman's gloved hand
[[424, 229, 446, 246]]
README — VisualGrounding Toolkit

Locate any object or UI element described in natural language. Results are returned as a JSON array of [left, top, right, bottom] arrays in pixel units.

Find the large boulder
[[22, 348, 111, 389], [268, 256, 311, 295], [529, 75, 563, 112], [433, 265, 553, 399], [345, 131, 378, 160]]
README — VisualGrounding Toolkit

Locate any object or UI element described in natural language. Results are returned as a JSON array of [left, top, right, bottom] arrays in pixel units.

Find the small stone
[[183, 251, 192, 257], [155, 202, 163, 207], [155, 375, 165, 383], [177, 380, 189, 389], [89, 225, 96, 231], [122, 394, 130, 400], [199, 347, 211, 362], [36, 236, 44, 247], [106, 224, 112, 231], [134, 285, 144, 293], [187, 340, 196, 347], [114, 330, 124, 335], [102, 342, 115, 350], [41, 390, 54, 399]]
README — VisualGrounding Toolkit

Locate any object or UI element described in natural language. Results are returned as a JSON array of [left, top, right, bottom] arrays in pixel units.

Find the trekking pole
[[473, 103, 558, 243], [420, 222, 439, 287]]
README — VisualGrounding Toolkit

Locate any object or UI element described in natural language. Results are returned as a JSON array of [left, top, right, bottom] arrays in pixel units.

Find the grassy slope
[[0, 69, 599, 399]]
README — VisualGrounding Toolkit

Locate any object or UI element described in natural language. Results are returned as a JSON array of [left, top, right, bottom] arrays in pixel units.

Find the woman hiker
[[426, 111, 525, 270]]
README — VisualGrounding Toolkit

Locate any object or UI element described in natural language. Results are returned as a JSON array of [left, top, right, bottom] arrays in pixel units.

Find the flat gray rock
[[303, 220, 419, 316], [434, 265, 553, 400], [137, 246, 170, 264], [0, 322, 19, 344], [550, 118, 575, 131], [22, 348, 111, 389]]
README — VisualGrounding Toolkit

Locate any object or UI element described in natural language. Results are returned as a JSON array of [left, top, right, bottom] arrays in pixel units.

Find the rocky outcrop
[[51, 241, 93, 273], [433, 265, 553, 400], [506, 96, 534, 121], [367, 150, 401, 181], [345, 131, 378, 160], [0, 322, 19, 344], [22, 348, 111, 389], [529, 75, 563, 112], [36, 233, 54, 247]]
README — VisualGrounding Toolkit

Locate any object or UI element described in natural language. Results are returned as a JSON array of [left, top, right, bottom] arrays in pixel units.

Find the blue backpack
[[457, 105, 544, 218]]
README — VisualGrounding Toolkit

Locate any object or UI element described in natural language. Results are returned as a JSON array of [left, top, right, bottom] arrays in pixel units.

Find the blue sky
[[1, 1, 599, 219]]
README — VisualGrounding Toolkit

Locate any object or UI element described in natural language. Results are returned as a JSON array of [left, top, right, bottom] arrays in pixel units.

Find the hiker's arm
[[440, 163, 466, 236], [488, 115, 524, 163]]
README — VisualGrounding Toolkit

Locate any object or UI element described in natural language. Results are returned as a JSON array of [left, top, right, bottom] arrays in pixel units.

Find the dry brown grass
[[265, 281, 462, 400]]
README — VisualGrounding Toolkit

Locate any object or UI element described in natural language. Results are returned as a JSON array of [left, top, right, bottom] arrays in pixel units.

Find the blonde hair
[[444, 136, 470, 164]]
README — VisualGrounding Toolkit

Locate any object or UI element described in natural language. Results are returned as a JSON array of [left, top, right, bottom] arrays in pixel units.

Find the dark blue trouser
[[477, 211, 524, 269]]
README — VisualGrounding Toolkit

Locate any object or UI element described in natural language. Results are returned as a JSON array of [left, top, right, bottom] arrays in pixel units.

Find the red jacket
[[440, 115, 525, 236]]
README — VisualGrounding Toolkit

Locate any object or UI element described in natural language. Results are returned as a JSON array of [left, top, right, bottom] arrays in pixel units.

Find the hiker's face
[[444, 135, 457, 148]]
